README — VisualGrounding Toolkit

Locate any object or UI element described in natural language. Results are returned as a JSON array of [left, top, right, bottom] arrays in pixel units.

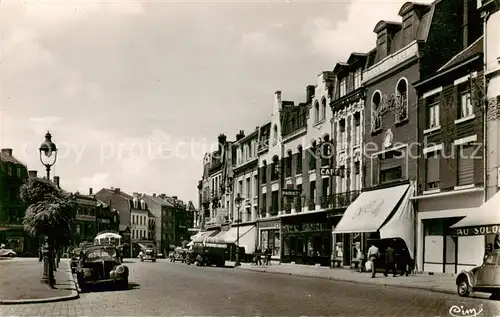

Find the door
[[476, 252, 498, 287]]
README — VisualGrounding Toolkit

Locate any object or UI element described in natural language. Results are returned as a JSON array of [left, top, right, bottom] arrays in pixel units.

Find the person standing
[[384, 246, 396, 277], [367, 244, 380, 278]]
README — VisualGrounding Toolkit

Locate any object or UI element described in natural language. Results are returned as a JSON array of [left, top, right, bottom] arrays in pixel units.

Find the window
[[246, 178, 251, 198], [426, 151, 440, 190], [427, 94, 440, 128], [338, 120, 346, 151], [339, 166, 346, 193], [286, 150, 292, 177], [457, 144, 475, 186], [321, 98, 327, 120], [395, 78, 408, 123], [239, 180, 243, 195], [484, 253, 498, 265], [354, 161, 361, 191], [309, 142, 317, 171], [354, 68, 362, 89], [7, 166, 12, 176], [314, 102, 320, 122], [380, 166, 402, 183], [262, 161, 267, 183], [353, 113, 361, 145], [371, 91, 382, 131], [297, 146, 303, 174], [271, 156, 279, 181], [16, 168, 21, 178], [458, 84, 473, 118], [339, 77, 347, 97], [254, 175, 258, 197]]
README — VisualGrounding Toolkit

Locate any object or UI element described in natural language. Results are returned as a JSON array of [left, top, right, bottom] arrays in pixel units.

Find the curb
[[239, 267, 456, 296], [0, 262, 80, 305]]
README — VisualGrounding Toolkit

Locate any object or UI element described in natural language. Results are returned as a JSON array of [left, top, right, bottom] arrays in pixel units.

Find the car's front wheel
[[457, 278, 471, 297], [8, 253, 15, 257]]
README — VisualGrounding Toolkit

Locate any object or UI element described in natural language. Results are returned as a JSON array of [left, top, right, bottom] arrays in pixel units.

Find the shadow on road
[[80, 282, 140, 293]]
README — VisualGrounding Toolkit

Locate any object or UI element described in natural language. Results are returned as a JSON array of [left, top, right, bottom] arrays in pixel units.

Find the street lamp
[[234, 193, 244, 266], [38, 131, 57, 284], [39, 131, 58, 180]]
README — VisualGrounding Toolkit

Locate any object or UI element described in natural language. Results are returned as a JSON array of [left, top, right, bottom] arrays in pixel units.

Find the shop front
[[450, 189, 500, 259], [281, 212, 336, 266], [415, 188, 484, 274], [257, 219, 280, 260], [333, 183, 415, 269]]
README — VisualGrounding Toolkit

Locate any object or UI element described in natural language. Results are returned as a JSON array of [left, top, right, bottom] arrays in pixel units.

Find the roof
[[143, 194, 174, 207], [0, 151, 26, 165], [100, 188, 133, 200], [346, 53, 368, 65], [437, 36, 483, 72], [333, 62, 349, 74]]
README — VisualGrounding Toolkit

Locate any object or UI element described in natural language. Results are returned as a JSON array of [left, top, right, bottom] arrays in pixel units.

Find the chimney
[[275, 90, 282, 104], [28, 170, 38, 178], [173, 196, 178, 200], [1, 148, 13, 156], [114, 188, 120, 194], [89, 188, 93, 195], [153, 193, 156, 197], [53, 176, 60, 188], [217, 134, 227, 153], [236, 130, 245, 141], [159, 194, 166, 199], [306, 85, 315, 102]]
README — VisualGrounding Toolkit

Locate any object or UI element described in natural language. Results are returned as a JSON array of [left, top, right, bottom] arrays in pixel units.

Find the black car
[[76, 244, 129, 291]]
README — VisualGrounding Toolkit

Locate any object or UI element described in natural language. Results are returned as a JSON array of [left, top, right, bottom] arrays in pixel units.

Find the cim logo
[[449, 304, 483, 317]]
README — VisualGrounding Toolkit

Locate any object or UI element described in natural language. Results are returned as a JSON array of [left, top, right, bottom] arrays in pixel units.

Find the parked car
[[170, 248, 187, 263], [76, 244, 129, 291], [140, 249, 156, 262], [456, 249, 500, 298], [0, 248, 16, 257], [192, 242, 227, 267]]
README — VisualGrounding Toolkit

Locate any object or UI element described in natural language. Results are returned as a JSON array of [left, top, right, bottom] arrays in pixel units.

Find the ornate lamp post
[[234, 193, 244, 266], [39, 131, 58, 180], [38, 131, 57, 284]]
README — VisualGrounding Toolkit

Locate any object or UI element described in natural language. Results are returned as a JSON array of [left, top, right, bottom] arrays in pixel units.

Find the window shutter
[[372, 156, 379, 186], [457, 145, 474, 186], [426, 154, 439, 183]]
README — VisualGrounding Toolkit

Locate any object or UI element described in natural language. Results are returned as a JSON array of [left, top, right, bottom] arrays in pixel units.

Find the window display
[[273, 230, 280, 256]]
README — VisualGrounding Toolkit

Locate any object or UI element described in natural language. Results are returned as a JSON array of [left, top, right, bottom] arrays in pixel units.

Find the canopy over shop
[[204, 225, 256, 254], [332, 183, 415, 260], [187, 229, 219, 247], [451, 190, 500, 249]]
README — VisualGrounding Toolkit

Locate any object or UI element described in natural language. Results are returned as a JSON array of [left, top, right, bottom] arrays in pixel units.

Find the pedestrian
[[384, 246, 396, 277], [399, 247, 410, 276], [367, 244, 380, 278], [265, 248, 272, 266], [255, 247, 262, 266], [358, 249, 365, 273]]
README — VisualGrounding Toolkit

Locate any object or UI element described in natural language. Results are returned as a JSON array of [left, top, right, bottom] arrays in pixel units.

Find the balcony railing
[[320, 196, 329, 209], [327, 191, 361, 209], [260, 207, 267, 218], [284, 203, 292, 214], [294, 200, 302, 212], [269, 206, 279, 217]]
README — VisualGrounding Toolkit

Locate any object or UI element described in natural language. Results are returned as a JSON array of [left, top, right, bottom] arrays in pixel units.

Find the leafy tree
[[20, 177, 76, 287]]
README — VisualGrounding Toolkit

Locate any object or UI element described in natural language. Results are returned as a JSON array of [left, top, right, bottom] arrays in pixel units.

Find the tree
[[20, 177, 76, 287]]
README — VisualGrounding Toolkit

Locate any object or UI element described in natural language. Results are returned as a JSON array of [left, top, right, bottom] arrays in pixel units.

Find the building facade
[[0, 148, 29, 253], [329, 53, 367, 266]]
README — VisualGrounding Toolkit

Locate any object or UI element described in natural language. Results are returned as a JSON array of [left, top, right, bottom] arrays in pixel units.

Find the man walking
[[384, 246, 396, 277], [367, 244, 380, 278]]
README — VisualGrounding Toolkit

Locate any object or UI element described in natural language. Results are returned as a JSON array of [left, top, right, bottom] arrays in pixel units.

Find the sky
[[0, 0, 431, 207]]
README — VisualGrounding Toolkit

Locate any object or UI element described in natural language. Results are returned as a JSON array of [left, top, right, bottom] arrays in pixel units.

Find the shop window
[[425, 151, 440, 190], [424, 219, 444, 236], [284, 238, 290, 256], [273, 230, 280, 256], [261, 230, 268, 251], [457, 144, 475, 186]]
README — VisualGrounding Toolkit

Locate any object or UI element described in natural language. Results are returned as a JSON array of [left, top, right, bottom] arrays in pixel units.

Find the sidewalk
[[0, 258, 79, 304], [237, 262, 457, 295]]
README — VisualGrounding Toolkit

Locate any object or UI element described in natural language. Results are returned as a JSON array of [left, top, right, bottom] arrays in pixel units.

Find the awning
[[192, 230, 218, 242], [204, 230, 230, 244], [333, 184, 410, 234], [450, 190, 500, 235], [379, 185, 415, 259], [222, 225, 256, 254]]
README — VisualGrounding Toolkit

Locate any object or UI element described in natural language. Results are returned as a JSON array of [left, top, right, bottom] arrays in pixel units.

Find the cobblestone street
[[1, 259, 499, 316]]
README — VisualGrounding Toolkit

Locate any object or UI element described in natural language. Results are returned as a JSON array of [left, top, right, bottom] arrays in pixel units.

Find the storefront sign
[[282, 223, 328, 233], [76, 215, 96, 222], [282, 189, 300, 197], [456, 225, 500, 236], [320, 167, 338, 176], [258, 220, 280, 229]]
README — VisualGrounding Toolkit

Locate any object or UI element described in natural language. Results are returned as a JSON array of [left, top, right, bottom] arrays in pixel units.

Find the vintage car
[[170, 248, 187, 263], [0, 248, 16, 257], [76, 244, 129, 290], [140, 249, 156, 262], [70, 248, 83, 273], [456, 249, 500, 298], [192, 242, 227, 267]]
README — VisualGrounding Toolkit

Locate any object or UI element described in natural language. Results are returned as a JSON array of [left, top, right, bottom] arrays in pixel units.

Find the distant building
[[0, 148, 29, 253]]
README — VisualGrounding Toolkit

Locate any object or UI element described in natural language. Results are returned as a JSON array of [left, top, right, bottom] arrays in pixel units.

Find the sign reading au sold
[[456, 224, 500, 236]]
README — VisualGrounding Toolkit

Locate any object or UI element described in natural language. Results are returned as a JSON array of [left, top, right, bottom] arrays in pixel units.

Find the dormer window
[[133, 198, 138, 209], [395, 78, 409, 123], [354, 69, 362, 89], [140, 200, 146, 209], [339, 77, 347, 97]]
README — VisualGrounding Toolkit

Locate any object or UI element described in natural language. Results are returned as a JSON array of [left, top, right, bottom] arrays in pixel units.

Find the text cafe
[[451, 191, 500, 254]]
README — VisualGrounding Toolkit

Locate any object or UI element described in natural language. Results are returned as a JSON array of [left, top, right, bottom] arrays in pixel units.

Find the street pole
[[46, 166, 50, 180], [235, 205, 241, 266]]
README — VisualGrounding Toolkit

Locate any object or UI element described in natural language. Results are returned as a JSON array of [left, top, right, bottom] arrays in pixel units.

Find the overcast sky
[[0, 0, 430, 206]]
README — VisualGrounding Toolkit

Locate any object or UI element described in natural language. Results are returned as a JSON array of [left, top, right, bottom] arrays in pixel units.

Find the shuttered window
[[426, 151, 440, 190], [457, 144, 475, 186]]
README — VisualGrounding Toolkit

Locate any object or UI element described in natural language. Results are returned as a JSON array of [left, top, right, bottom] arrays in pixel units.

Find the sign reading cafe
[[456, 225, 500, 236]]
